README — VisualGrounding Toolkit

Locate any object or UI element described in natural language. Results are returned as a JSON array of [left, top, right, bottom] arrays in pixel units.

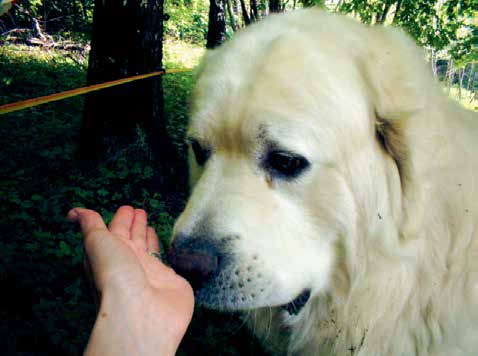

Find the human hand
[[68, 206, 194, 356]]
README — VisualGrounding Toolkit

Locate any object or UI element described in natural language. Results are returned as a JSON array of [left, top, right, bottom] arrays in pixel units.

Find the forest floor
[[0, 39, 267, 355], [0, 37, 476, 355]]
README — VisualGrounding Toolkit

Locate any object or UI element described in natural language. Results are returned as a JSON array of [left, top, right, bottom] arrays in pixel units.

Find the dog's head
[[168, 10, 435, 314]]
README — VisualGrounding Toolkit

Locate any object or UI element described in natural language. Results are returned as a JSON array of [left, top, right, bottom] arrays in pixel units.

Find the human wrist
[[85, 288, 178, 356]]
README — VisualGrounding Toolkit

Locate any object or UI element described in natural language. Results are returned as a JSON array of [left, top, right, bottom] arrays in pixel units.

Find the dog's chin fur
[[174, 8, 478, 355]]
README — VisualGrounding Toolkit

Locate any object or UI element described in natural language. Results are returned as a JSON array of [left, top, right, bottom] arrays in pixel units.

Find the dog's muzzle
[[167, 235, 220, 290]]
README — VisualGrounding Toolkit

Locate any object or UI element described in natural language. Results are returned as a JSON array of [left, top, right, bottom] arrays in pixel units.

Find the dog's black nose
[[167, 236, 219, 290]]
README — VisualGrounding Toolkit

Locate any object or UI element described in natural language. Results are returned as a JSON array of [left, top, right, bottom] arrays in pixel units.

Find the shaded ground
[[0, 42, 266, 355]]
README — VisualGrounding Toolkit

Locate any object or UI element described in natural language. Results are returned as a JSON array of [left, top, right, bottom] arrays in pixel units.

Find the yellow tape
[[0, 68, 192, 115]]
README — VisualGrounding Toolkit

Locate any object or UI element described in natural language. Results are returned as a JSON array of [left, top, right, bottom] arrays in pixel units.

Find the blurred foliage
[[0, 0, 94, 33], [336, 0, 477, 66], [164, 0, 209, 44]]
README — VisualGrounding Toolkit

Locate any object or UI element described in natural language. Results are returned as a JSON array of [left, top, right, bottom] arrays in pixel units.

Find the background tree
[[80, 0, 184, 197], [240, 0, 251, 25], [250, 0, 259, 21], [338, 0, 477, 94], [269, 0, 281, 12], [206, 0, 226, 48]]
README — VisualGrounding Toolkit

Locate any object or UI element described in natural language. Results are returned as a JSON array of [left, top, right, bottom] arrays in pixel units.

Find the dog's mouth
[[280, 289, 311, 315]]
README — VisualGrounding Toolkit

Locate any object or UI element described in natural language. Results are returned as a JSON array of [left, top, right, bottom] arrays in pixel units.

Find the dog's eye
[[191, 140, 211, 166], [265, 151, 310, 178]]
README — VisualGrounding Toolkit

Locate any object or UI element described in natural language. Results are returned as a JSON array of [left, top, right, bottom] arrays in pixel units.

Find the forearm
[[84, 292, 178, 356]]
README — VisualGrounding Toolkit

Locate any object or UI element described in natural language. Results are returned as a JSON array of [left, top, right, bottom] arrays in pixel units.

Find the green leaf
[[97, 188, 108, 196]]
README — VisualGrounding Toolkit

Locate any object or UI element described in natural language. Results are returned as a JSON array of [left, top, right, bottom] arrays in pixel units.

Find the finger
[[108, 206, 135, 239], [146, 226, 160, 253], [130, 209, 148, 250], [68, 208, 107, 236]]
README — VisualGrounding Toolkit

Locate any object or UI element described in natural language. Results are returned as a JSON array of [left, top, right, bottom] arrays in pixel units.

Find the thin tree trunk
[[334, 0, 343, 11], [206, 0, 227, 49], [232, 0, 240, 15], [377, 2, 392, 24], [31, 16, 45, 39], [458, 67, 465, 100], [392, 0, 402, 24], [250, 0, 258, 21], [239, 0, 251, 25], [431, 49, 438, 78], [466, 63, 475, 92], [446, 60, 455, 93], [226, 0, 237, 31], [269, 0, 281, 13], [80, 0, 88, 22], [72, 0, 78, 29]]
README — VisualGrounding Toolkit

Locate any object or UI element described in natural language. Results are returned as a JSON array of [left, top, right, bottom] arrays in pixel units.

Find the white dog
[[168, 9, 478, 355]]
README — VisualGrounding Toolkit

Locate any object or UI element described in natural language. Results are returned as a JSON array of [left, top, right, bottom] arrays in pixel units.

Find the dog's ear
[[361, 26, 438, 185], [363, 26, 436, 121]]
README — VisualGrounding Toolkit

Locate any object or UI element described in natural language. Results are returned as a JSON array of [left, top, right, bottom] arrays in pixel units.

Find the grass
[[164, 38, 205, 69], [0, 39, 266, 356], [447, 86, 478, 111]]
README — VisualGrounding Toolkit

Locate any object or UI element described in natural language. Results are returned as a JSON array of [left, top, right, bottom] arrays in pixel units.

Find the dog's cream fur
[[173, 9, 478, 355]]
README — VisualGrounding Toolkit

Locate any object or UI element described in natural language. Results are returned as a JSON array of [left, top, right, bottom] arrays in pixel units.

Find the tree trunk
[[466, 63, 475, 92], [72, 0, 80, 29], [239, 0, 251, 25], [206, 0, 227, 49], [458, 67, 465, 100], [80, 0, 180, 193], [250, 0, 258, 21], [392, 0, 402, 24], [80, 0, 88, 22], [377, 1, 392, 24], [226, 0, 238, 31], [269, 0, 281, 13], [446, 60, 455, 93], [431, 49, 438, 78], [233, 0, 240, 15], [31, 16, 45, 40]]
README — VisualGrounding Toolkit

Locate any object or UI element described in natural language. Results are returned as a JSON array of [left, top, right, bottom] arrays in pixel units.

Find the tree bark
[[377, 1, 392, 24], [458, 67, 465, 100], [466, 63, 475, 92], [239, 0, 251, 25], [250, 0, 258, 21], [392, 0, 402, 24], [206, 0, 227, 49], [226, 0, 238, 31], [269, 0, 281, 13], [431, 49, 438, 78], [446, 60, 455, 93], [80, 0, 180, 193], [232, 0, 240, 15]]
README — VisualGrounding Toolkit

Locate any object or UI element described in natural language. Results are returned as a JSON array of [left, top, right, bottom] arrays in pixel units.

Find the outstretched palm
[[68, 206, 194, 350]]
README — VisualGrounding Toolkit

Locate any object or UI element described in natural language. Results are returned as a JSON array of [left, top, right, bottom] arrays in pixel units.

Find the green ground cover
[[0, 41, 266, 355]]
